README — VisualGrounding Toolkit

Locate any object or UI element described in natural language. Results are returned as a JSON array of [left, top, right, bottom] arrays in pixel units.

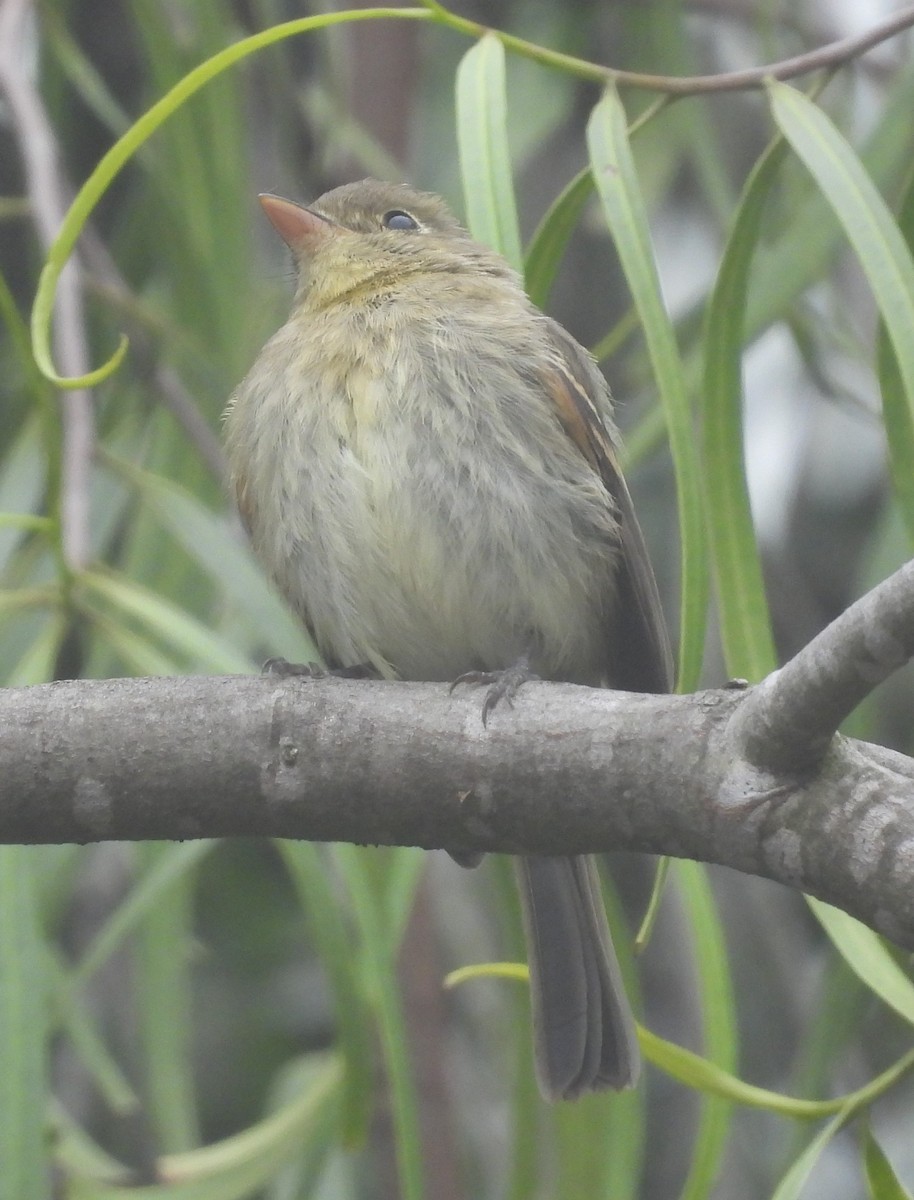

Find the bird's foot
[[450, 655, 539, 727]]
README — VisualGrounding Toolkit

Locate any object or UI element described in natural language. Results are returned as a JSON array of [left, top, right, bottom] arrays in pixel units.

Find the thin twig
[[442, 2, 914, 93]]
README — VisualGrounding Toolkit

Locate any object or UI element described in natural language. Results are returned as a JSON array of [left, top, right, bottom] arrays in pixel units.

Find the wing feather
[[539, 322, 674, 694]]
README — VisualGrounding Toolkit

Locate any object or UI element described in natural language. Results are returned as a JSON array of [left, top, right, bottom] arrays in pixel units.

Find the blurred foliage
[[3, 0, 914, 1197]]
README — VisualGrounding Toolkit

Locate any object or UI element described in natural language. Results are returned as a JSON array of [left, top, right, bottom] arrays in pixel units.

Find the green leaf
[[277, 842, 375, 1149], [62, 1055, 342, 1199], [381, 847, 427, 954], [85, 615, 186, 678], [43, 8, 132, 138], [567, 872, 646, 1200], [768, 83, 914, 499], [48, 952, 138, 1118], [3, 616, 66, 688], [587, 87, 709, 691], [30, 7, 436, 388], [0, 513, 53, 534], [105, 458, 316, 663], [748, 64, 914, 333], [806, 900, 914, 1026], [770, 1104, 856, 1200], [0, 587, 56, 619], [0, 848, 49, 1200], [80, 570, 254, 674], [556, 1086, 643, 1200], [69, 842, 216, 991], [863, 1124, 913, 1200], [332, 845, 424, 1200], [701, 135, 785, 681], [634, 856, 670, 951], [878, 160, 914, 547], [675, 862, 737, 1200], [455, 34, 523, 269], [135, 844, 200, 1153], [524, 167, 593, 308], [639, 1026, 838, 1117]]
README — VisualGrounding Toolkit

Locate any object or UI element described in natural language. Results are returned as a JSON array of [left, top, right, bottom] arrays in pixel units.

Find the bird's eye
[[382, 210, 420, 232]]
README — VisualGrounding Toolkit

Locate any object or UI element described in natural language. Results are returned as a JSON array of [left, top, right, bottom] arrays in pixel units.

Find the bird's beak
[[258, 194, 338, 252]]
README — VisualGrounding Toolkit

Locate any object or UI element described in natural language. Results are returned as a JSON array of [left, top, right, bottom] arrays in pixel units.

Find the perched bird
[[224, 179, 673, 1101]]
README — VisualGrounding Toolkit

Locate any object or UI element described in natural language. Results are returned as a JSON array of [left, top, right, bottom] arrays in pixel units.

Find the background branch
[[0, 0, 94, 569]]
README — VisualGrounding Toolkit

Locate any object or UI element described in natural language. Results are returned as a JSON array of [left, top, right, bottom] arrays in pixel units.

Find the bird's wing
[[539, 321, 674, 695]]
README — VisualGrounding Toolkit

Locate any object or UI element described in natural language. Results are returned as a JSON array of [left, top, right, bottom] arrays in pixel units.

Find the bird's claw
[[262, 657, 325, 678], [450, 658, 538, 727]]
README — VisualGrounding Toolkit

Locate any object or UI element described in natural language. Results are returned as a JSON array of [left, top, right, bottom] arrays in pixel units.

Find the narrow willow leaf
[[44, 9, 132, 137], [768, 83, 914, 1006], [770, 1105, 856, 1200], [64, 1056, 342, 1200], [621, 68, 914, 488], [5, 616, 66, 688], [106, 458, 315, 662], [80, 570, 254, 674], [278, 842, 375, 1148], [50, 1101, 130, 1184], [587, 88, 708, 690], [524, 167, 593, 308], [863, 1123, 913, 1200], [444, 961, 529, 987], [31, 8, 435, 388], [69, 842, 217, 991], [586, 875, 647, 1199], [749, 65, 914, 343], [455, 34, 523, 268], [508, 1021, 539, 1200], [806, 900, 914, 1027], [332, 844, 424, 1200], [87, 615, 185, 678], [590, 306, 641, 367], [556, 1086, 642, 1200], [878, 161, 914, 546], [0, 848, 49, 1200], [0, 418, 52, 571], [0, 588, 55, 618], [675, 862, 738, 1200], [135, 845, 200, 1153], [0, 513, 52, 533], [638, 1026, 840, 1116], [878, 327, 914, 545], [634, 856, 670, 952], [769, 83, 914, 479], [381, 847, 426, 954], [49, 953, 138, 1117], [702, 137, 786, 681]]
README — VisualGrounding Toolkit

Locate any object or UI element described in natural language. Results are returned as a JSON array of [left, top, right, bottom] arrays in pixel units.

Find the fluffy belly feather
[[227, 311, 620, 684]]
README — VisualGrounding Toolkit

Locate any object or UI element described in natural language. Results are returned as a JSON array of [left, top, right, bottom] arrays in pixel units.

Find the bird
[[224, 178, 673, 1100]]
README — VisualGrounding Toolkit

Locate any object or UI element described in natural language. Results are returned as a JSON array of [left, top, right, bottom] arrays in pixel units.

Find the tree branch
[[735, 559, 914, 772], [2, 668, 913, 948], [4, 562, 914, 945]]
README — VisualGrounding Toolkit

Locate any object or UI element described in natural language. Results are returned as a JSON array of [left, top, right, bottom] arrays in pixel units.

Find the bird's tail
[[515, 854, 639, 1101]]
